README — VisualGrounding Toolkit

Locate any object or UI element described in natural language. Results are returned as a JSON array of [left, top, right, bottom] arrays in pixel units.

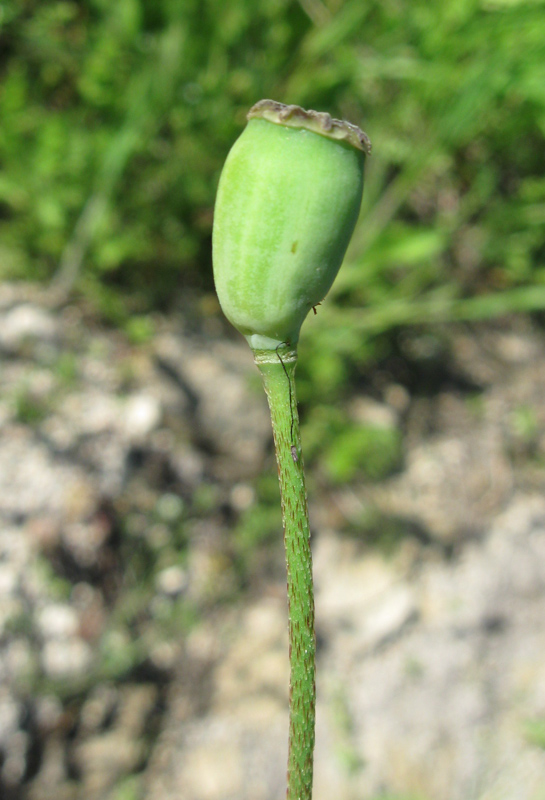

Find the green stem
[[254, 345, 316, 800]]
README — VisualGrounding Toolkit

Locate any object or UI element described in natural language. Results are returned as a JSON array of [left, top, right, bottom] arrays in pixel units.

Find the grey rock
[[0, 690, 20, 749], [122, 393, 162, 439], [371, 419, 512, 544], [72, 733, 144, 796], [36, 604, 79, 640], [0, 426, 97, 520], [41, 639, 93, 681], [146, 495, 545, 800], [0, 304, 58, 352], [155, 565, 188, 597], [154, 334, 271, 477]]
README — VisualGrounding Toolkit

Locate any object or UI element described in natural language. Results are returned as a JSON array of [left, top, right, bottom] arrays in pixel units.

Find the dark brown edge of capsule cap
[[247, 99, 371, 155]]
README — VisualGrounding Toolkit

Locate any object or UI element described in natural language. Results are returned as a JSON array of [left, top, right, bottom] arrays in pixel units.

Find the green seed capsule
[[212, 100, 371, 351]]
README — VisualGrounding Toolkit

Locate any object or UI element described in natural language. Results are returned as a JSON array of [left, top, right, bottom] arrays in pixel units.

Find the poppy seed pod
[[212, 100, 371, 351]]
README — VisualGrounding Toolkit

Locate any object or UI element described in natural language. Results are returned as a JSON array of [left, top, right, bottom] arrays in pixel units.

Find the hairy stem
[[254, 345, 316, 800]]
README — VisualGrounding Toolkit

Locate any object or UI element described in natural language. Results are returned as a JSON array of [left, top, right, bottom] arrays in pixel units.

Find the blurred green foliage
[[524, 717, 545, 750], [2, 0, 544, 325], [0, 0, 314, 311], [302, 405, 402, 482], [12, 381, 51, 424]]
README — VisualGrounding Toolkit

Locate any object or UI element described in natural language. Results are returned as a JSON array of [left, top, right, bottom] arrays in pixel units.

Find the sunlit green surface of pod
[[212, 100, 370, 351]]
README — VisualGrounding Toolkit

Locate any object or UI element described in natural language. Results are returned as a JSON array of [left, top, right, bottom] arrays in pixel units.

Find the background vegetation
[[3, 0, 545, 484], [2, 0, 545, 313]]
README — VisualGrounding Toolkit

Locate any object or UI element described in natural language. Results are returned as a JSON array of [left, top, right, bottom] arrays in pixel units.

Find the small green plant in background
[[524, 717, 545, 750], [213, 100, 369, 800], [12, 382, 51, 425], [302, 405, 402, 484]]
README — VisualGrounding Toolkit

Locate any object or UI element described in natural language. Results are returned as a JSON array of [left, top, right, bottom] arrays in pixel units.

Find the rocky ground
[[1, 282, 545, 800]]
